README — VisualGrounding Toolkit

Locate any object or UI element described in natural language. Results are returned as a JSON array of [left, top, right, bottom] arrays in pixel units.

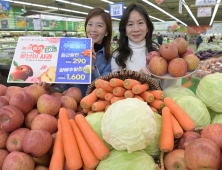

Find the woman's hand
[[34, 81, 52, 89], [91, 43, 96, 72], [138, 67, 151, 77]]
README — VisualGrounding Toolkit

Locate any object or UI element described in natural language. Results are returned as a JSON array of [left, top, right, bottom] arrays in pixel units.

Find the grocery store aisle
[[188, 44, 197, 53]]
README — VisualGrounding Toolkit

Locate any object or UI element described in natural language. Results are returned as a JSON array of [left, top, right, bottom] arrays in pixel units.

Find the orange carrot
[[109, 78, 124, 87], [134, 95, 144, 101], [105, 105, 111, 111], [132, 84, 149, 94], [139, 91, 154, 103], [70, 119, 99, 169], [96, 88, 108, 99], [150, 106, 158, 113], [171, 115, 184, 138], [123, 79, 141, 89], [59, 108, 82, 169], [111, 96, 125, 104], [105, 93, 114, 101], [75, 114, 110, 160], [159, 107, 174, 152], [164, 97, 195, 131], [149, 99, 165, 109], [49, 120, 64, 170], [97, 99, 105, 102], [124, 90, 134, 98], [101, 80, 114, 92], [182, 80, 192, 88], [83, 108, 91, 114], [148, 90, 165, 100], [92, 101, 111, 111], [83, 164, 96, 170], [88, 111, 95, 115], [81, 89, 98, 109], [113, 87, 126, 97], [95, 79, 103, 88]]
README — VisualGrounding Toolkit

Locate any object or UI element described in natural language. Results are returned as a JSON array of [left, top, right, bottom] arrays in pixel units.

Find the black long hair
[[114, 4, 158, 68]]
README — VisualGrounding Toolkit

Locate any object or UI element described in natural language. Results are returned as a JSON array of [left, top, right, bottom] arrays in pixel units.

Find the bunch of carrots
[[81, 49, 91, 57], [159, 97, 195, 153], [49, 108, 109, 170], [80, 78, 165, 115]]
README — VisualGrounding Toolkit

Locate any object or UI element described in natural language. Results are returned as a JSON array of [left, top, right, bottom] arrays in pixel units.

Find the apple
[[51, 92, 64, 100], [159, 43, 178, 60], [5, 86, 23, 99], [31, 114, 58, 134], [56, 108, 77, 120], [178, 131, 201, 150], [37, 94, 61, 116], [65, 87, 82, 104], [23, 87, 28, 91], [26, 84, 47, 105], [6, 128, 30, 152], [0, 105, 24, 132], [9, 91, 34, 115], [11, 65, 33, 81], [0, 130, 9, 149], [180, 47, 194, 58], [186, 76, 191, 81], [0, 96, 9, 108], [23, 129, 52, 158], [45, 88, 51, 95], [0, 85, 7, 96], [0, 149, 9, 169], [33, 152, 51, 167], [183, 54, 199, 72], [173, 38, 187, 55], [60, 96, 77, 111], [49, 132, 57, 155], [2, 151, 35, 170], [185, 138, 221, 170], [149, 56, 168, 76], [25, 109, 40, 129], [35, 165, 49, 170], [39, 66, 57, 82], [146, 51, 161, 64], [168, 58, 187, 77], [164, 149, 187, 170]]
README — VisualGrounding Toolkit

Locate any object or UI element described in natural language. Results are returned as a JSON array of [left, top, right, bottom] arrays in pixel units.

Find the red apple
[[35, 165, 49, 170], [60, 96, 77, 111], [51, 92, 64, 100], [0, 96, 9, 108], [10, 65, 33, 81], [56, 108, 77, 120], [65, 87, 82, 104], [185, 138, 221, 170], [33, 152, 51, 167], [0, 129, 9, 149], [6, 128, 30, 152], [25, 109, 40, 129], [178, 131, 201, 150], [164, 149, 188, 170], [26, 84, 47, 105], [2, 151, 35, 170], [180, 47, 194, 58], [5, 86, 23, 99], [23, 130, 52, 158], [0, 105, 24, 132], [159, 43, 178, 60], [173, 38, 187, 55], [49, 132, 57, 155], [0, 149, 9, 169], [0, 85, 7, 96], [183, 54, 199, 72], [45, 88, 51, 95], [149, 56, 168, 76], [168, 58, 187, 77], [146, 51, 160, 64]]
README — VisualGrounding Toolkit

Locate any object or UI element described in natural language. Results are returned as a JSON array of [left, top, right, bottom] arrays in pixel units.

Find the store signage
[[0, 0, 10, 17], [33, 18, 40, 30], [109, 2, 124, 17], [156, 0, 164, 4], [197, 7, 212, 17], [179, 0, 182, 14], [7, 37, 92, 84], [195, 0, 216, 6]]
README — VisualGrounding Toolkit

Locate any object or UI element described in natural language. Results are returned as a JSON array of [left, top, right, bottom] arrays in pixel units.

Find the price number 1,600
[[67, 74, 86, 80]]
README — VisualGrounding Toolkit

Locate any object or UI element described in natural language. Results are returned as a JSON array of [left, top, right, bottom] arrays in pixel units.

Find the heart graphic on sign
[[156, 0, 164, 4], [32, 45, 45, 54]]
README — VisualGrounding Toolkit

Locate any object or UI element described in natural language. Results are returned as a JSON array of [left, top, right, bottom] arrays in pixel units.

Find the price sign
[[109, 2, 124, 17], [195, 0, 216, 6], [197, 7, 212, 17]]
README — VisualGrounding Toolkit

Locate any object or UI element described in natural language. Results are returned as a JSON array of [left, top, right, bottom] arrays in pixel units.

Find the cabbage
[[196, 73, 222, 112], [97, 150, 156, 170], [163, 85, 195, 100], [85, 112, 113, 150], [102, 98, 156, 153], [143, 113, 162, 158], [211, 114, 222, 124], [175, 96, 211, 127], [208, 108, 222, 118]]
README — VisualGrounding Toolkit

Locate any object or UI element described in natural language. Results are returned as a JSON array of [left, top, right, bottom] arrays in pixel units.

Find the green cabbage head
[[196, 73, 222, 112], [208, 108, 222, 118], [211, 114, 222, 124], [97, 150, 156, 170], [102, 98, 156, 153]]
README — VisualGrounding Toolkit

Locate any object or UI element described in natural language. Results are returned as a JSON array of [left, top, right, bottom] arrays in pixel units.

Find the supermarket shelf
[[0, 41, 17, 44], [0, 47, 16, 50]]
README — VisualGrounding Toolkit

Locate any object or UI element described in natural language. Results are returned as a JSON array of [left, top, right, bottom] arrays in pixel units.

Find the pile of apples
[[147, 38, 200, 77], [164, 123, 222, 170], [0, 84, 84, 170]]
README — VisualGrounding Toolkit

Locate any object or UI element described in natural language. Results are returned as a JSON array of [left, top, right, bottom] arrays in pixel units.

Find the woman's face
[[86, 15, 107, 44], [125, 10, 148, 43]]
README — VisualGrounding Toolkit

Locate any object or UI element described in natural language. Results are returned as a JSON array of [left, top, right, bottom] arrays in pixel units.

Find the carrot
[[81, 89, 98, 109], [92, 101, 110, 111], [95, 79, 103, 88], [101, 80, 113, 92], [159, 107, 174, 152], [182, 80, 192, 88], [134, 95, 144, 101], [164, 97, 195, 131], [75, 114, 110, 160], [113, 87, 126, 97], [96, 88, 108, 99], [70, 119, 99, 169], [105, 93, 114, 101], [49, 120, 64, 170], [83, 164, 96, 170], [97, 99, 105, 102], [139, 91, 154, 103], [123, 79, 141, 89], [150, 106, 158, 113], [83, 108, 91, 114], [132, 84, 149, 94], [148, 90, 165, 100], [88, 111, 95, 114], [105, 105, 111, 111], [124, 90, 134, 98], [171, 115, 184, 138], [111, 96, 125, 104], [109, 78, 124, 87], [149, 99, 165, 109], [59, 108, 82, 169]]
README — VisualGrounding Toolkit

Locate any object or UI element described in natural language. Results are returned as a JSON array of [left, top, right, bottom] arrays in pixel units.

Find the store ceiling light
[[47, 6, 59, 10], [56, 0, 70, 4], [59, 8, 72, 12], [210, 0, 221, 26], [101, 0, 114, 4], [149, 16, 165, 22], [83, 5, 93, 9], [32, 4, 47, 8], [112, 18, 120, 21], [70, 2, 82, 7], [13, 1, 31, 5], [141, 0, 187, 26]]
